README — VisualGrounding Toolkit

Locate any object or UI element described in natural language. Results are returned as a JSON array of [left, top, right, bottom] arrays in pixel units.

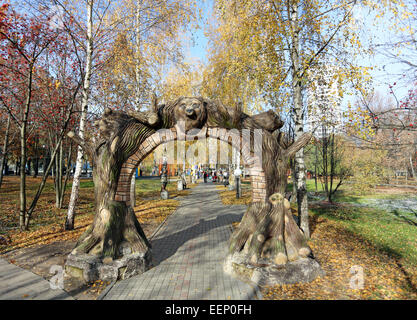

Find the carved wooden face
[[173, 97, 207, 132]]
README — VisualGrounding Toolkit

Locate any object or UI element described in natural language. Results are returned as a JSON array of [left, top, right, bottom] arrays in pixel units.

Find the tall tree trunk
[[410, 155, 415, 179], [27, 158, 32, 176], [15, 159, 19, 175], [322, 134, 329, 200], [65, 0, 94, 230], [20, 124, 27, 230], [129, 0, 143, 208], [33, 156, 39, 178], [134, 0, 142, 109], [55, 141, 63, 208], [329, 133, 335, 202], [20, 64, 34, 231], [67, 109, 156, 259], [289, 1, 310, 238], [314, 144, 318, 192], [59, 143, 72, 208], [0, 115, 11, 188]]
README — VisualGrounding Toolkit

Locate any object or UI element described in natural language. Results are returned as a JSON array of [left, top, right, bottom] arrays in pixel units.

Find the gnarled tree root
[[229, 194, 311, 267], [72, 201, 151, 260], [226, 194, 324, 285], [66, 201, 152, 283]]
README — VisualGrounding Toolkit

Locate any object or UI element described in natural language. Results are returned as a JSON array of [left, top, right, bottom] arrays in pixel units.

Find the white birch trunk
[[410, 155, 415, 179], [134, 0, 142, 109], [130, 0, 143, 207], [289, 0, 310, 238], [65, 0, 94, 230]]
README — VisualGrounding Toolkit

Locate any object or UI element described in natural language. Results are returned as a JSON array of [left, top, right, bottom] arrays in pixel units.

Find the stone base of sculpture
[[224, 252, 324, 286], [65, 249, 152, 283]]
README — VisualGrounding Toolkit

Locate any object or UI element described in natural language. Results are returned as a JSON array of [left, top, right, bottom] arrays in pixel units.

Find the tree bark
[[54, 141, 64, 208], [20, 63, 34, 231], [67, 97, 313, 267], [314, 144, 318, 192], [58, 143, 72, 208], [228, 127, 312, 265], [129, 0, 143, 208], [68, 108, 156, 259], [66, 0, 94, 230], [134, 0, 143, 109], [410, 155, 415, 179], [0, 115, 11, 188], [289, 1, 310, 238]]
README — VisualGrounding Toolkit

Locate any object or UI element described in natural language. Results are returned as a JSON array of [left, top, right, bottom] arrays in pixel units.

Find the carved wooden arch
[[65, 97, 321, 285], [115, 126, 267, 206]]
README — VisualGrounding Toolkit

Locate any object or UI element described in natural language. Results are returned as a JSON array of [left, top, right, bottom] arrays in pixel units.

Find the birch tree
[[65, 0, 94, 230], [45, 0, 118, 230], [99, 0, 199, 206], [206, 0, 376, 237]]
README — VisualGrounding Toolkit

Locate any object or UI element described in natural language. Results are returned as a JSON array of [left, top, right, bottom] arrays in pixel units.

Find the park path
[[103, 183, 261, 300], [0, 257, 72, 300]]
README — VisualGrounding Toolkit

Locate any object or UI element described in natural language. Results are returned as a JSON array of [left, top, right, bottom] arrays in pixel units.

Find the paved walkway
[[103, 183, 260, 300], [0, 258, 72, 300]]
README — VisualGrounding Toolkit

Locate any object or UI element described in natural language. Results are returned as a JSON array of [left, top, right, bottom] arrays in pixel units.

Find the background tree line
[[0, 0, 416, 237]]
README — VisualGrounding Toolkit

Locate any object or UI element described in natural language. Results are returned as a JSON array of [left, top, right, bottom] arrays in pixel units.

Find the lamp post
[[234, 166, 242, 199]]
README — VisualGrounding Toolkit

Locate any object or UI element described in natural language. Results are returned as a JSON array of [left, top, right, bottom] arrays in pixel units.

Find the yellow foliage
[[343, 146, 388, 194]]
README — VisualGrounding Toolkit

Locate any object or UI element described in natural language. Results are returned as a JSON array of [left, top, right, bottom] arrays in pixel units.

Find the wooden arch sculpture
[[65, 97, 323, 284]]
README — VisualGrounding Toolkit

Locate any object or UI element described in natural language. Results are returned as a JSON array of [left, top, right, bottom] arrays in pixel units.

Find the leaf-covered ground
[[219, 182, 417, 300], [263, 211, 417, 300], [0, 176, 191, 253], [216, 184, 252, 205], [0, 176, 193, 300]]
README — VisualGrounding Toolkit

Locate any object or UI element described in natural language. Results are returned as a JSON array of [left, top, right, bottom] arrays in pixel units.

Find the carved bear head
[[172, 97, 207, 132]]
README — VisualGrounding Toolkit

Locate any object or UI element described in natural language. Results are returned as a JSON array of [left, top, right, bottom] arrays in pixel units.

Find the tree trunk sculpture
[[66, 96, 319, 283], [67, 107, 159, 261], [228, 130, 312, 266], [165, 98, 314, 266]]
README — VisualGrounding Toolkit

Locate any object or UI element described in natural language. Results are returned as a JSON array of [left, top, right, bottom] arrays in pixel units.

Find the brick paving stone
[[103, 183, 260, 300], [0, 258, 73, 300]]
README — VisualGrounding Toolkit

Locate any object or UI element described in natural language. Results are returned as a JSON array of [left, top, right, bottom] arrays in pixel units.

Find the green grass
[[134, 179, 164, 197], [307, 182, 417, 271], [134, 177, 188, 198], [66, 179, 94, 189], [66, 177, 187, 198], [285, 179, 417, 268], [310, 204, 417, 268], [287, 179, 338, 193]]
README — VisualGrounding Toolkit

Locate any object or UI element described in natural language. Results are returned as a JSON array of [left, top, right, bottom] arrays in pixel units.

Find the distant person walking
[[213, 171, 218, 183]]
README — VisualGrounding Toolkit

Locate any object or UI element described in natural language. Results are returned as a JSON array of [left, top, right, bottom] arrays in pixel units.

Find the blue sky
[[13, 0, 410, 103], [185, 0, 213, 65], [185, 0, 412, 104]]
